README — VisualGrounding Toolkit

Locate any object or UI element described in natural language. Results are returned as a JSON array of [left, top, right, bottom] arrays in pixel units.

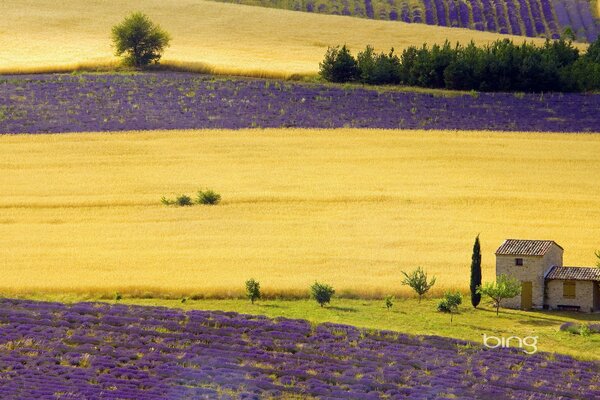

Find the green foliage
[[197, 189, 221, 205], [175, 194, 193, 206], [245, 278, 261, 304], [477, 274, 521, 316], [160, 196, 174, 206], [470, 235, 482, 308], [401, 267, 436, 303], [310, 281, 335, 307], [385, 295, 394, 310], [437, 291, 462, 323], [562, 27, 576, 42], [356, 46, 400, 84], [318, 45, 359, 83], [321, 37, 600, 92], [111, 12, 171, 67], [115, 292, 122, 301], [163, 190, 221, 207]]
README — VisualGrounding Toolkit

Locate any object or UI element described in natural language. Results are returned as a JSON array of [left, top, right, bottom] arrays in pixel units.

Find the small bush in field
[[385, 295, 394, 310], [175, 194, 193, 206], [115, 292, 122, 301], [245, 278, 261, 304], [310, 282, 335, 307], [197, 190, 221, 205], [437, 291, 462, 323]]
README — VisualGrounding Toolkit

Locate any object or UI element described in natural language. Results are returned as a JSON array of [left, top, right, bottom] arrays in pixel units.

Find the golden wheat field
[[0, 0, 565, 77], [1, 129, 600, 299]]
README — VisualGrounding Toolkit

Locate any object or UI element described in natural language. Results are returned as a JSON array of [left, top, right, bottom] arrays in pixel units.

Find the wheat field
[[0, 0, 564, 77], [1, 129, 599, 298]]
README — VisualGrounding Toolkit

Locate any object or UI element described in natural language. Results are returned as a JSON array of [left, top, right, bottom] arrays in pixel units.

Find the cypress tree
[[470, 235, 482, 308]]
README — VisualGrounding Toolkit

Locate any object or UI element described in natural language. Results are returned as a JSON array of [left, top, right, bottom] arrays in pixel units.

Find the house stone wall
[[496, 243, 563, 309], [496, 255, 545, 309], [546, 280, 595, 312]]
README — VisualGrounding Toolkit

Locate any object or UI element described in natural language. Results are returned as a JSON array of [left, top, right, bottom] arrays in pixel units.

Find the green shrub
[[385, 295, 394, 310], [175, 194, 193, 206], [245, 278, 261, 304], [197, 190, 221, 205], [437, 291, 462, 323], [310, 281, 335, 307], [115, 292, 122, 301], [111, 12, 171, 67]]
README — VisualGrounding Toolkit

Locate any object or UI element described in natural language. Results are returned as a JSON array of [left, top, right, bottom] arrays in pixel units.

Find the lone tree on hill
[[477, 274, 521, 316], [111, 12, 171, 68], [401, 267, 436, 303], [245, 278, 261, 304], [470, 235, 482, 308], [310, 282, 335, 307]]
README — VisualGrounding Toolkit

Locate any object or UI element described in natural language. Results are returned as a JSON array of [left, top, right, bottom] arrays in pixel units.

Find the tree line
[[319, 38, 600, 92]]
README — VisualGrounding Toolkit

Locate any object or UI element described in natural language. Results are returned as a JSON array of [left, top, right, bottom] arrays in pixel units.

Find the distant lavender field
[[1, 73, 599, 133], [216, 0, 600, 42], [0, 298, 598, 399]]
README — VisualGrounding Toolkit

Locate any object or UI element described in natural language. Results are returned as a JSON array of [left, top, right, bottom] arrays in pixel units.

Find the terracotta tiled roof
[[546, 266, 600, 281], [495, 239, 562, 256]]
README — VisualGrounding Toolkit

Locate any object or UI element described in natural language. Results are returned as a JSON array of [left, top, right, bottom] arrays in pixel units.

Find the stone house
[[496, 239, 600, 312]]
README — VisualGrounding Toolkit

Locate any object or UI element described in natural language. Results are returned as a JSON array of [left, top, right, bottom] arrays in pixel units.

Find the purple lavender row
[[1, 73, 600, 134], [423, 0, 436, 24], [518, 0, 537, 36], [435, 0, 447, 26], [449, 0, 460, 26], [493, 0, 510, 33], [471, 0, 486, 30], [0, 298, 599, 399], [481, 0, 498, 31], [458, 0, 471, 27]]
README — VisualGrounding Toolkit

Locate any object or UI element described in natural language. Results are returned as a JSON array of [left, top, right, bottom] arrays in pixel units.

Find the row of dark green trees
[[319, 38, 600, 92]]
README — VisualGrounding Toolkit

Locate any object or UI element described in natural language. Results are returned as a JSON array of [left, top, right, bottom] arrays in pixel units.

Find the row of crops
[[217, 0, 600, 41], [0, 298, 598, 399], [2, 73, 600, 133]]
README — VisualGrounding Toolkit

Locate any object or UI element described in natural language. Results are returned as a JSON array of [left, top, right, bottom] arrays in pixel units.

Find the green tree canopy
[[477, 274, 521, 316], [111, 12, 171, 67]]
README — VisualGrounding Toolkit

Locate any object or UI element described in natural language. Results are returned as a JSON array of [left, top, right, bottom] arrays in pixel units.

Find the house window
[[515, 258, 523, 266], [563, 281, 576, 299]]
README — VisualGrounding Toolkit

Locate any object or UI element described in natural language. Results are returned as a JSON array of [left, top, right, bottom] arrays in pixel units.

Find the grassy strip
[[19, 294, 600, 361]]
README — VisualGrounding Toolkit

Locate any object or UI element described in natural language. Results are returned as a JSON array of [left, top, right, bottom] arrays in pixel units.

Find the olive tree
[[111, 12, 171, 67], [477, 274, 521, 316]]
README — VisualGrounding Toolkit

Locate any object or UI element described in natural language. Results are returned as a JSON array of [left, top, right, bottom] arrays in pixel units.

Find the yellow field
[[0, 0, 565, 77], [1, 129, 600, 299]]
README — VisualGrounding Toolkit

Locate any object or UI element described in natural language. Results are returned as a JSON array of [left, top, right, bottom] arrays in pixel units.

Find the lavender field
[[1, 73, 600, 133], [218, 0, 600, 41], [0, 298, 598, 399]]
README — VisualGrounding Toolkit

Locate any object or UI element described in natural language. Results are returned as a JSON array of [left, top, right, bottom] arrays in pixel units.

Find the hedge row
[[319, 38, 600, 92]]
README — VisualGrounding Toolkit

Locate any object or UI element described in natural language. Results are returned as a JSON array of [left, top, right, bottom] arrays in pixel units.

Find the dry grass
[[1, 129, 600, 299], [0, 0, 577, 78]]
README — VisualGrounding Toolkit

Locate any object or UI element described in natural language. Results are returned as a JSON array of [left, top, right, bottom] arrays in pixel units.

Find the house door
[[521, 282, 532, 310]]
